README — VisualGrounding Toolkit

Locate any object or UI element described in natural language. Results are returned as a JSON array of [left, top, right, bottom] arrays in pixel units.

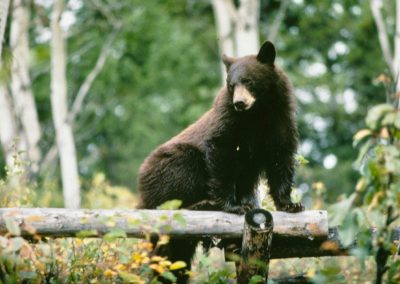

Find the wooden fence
[[0, 208, 399, 283]]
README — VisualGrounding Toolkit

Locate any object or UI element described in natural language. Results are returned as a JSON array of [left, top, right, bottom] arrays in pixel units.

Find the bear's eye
[[240, 78, 254, 87], [228, 82, 235, 92]]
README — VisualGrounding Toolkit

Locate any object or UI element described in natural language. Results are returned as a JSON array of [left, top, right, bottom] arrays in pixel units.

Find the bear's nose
[[234, 101, 246, 111]]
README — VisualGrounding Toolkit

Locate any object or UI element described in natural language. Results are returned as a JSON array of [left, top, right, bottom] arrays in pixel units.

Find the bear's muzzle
[[233, 85, 255, 112]]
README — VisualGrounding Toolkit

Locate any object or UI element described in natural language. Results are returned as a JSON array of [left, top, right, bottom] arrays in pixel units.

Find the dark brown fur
[[137, 41, 303, 283]]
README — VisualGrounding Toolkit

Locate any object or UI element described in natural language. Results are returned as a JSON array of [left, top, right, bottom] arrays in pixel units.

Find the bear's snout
[[233, 85, 255, 112]]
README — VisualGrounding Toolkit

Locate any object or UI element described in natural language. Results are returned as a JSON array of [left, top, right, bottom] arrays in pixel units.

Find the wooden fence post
[[237, 209, 273, 284]]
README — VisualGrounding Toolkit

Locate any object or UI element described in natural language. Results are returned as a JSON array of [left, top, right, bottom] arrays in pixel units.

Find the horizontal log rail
[[0, 208, 328, 239], [0, 208, 399, 259]]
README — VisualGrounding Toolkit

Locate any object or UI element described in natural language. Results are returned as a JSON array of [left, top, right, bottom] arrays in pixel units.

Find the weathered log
[[0, 208, 341, 259], [0, 208, 328, 240], [1, 208, 398, 259], [237, 209, 273, 284]]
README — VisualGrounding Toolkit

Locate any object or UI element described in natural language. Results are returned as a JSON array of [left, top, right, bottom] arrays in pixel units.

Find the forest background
[[0, 0, 390, 207]]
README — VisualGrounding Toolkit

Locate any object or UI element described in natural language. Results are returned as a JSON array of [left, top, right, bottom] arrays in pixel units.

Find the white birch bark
[[235, 0, 260, 56], [0, 87, 19, 168], [394, 0, 400, 93], [370, 0, 394, 74], [268, 0, 289, 43], [10, 0, 41, 172], [41, 26, 120, 173], [211, 0, 260, 79], [211, 0, 236, 79], [0, 0, 14, 168], [0, 0, 10, 59], [370, 0, 400, 104], [51, 0, 81, 209]]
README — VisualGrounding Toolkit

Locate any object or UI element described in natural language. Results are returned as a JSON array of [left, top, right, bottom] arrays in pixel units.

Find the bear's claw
[[276, 202, 304, 213]]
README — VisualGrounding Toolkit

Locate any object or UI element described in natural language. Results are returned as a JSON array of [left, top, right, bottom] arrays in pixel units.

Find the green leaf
[[249, 275, 264, 284], [365, 104, 394, 130], [160, 271, 177, 282], [103, 228, 127, 241], [5, 218, 21, 236], [339, 213, 358, 247], [119, 271, 144, 283], [76, 230, 98, 238], [169, 260, 186, 270], [158, 199, 182, 210], [382, 112, 397, 126], [328, 194, 356, 226], [353, 129, 372, 147], [173, 212, 186, 226], [295, 154, 309, 165], [395, 112, 400, 129], [10, 237, 24, 252], [354, 140, 373, 170]]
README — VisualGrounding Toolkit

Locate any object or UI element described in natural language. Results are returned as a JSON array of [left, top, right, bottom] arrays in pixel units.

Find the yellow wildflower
[[150, 263, 165, 274]]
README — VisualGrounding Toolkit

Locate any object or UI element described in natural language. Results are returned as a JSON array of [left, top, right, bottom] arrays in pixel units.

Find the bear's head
[[223, 41, 280, 112]]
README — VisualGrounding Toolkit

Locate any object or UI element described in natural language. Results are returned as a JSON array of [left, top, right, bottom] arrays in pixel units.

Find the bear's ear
[[257, 41, 276, 64], [222, 54, 235, 70]]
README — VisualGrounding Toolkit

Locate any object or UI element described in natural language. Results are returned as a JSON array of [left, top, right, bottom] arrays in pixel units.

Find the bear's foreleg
[[204, 149, 255, 214], [266, 149, 304, 213]]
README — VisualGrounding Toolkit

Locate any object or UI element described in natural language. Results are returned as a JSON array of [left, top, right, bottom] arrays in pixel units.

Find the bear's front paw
[[188, 199, 218, 210], [223, 203, 253, 215], [276, 202, 304, 213]]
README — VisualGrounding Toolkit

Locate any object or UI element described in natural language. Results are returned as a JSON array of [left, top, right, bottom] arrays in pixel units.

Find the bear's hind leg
[[138, 143, 208, 208]]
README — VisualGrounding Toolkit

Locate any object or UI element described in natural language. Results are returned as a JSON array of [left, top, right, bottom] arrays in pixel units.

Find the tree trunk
[[0, 0, 10, 59], [268, 0, 289, 43], [41, 24, 120, 175], [0, 0, 14, 169], [234, 0, 260, 56], [211, 0, 235, 79], [50, 0, 81, 209], [211, 0, 260, 78], [10, 0, 41, 173], [0, 87, 19, 168], [395, 0, 400, 94]]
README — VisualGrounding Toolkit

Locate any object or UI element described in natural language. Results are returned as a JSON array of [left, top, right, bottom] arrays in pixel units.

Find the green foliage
[[0, 146, 35, 208], [191, 248, 236, 284], [271, 0, 387, 200], [331, 79, 400, 282], [157, 199, 183, 210], [83, 172, 138, 209], [0, 212, 191, 283], [15, 0, 386, 202]]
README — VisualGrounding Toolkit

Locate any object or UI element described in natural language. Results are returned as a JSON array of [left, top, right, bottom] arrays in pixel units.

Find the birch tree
[[371, 0, 400, 101], [211, 0, 260, 79], [0, 0, 14, 168], [0, 0, 25, 174], [51, 0, 81, 209], [41, 5, 121, 174], [0, 0, 9, 59], [9, 0, 42, 173], [0, 89, 19, 169]]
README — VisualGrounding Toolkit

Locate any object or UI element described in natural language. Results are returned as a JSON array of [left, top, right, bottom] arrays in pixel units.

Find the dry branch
[[268, 0, 289, 43], [40, 25, 120, 174], [370, 0, 394, 73]]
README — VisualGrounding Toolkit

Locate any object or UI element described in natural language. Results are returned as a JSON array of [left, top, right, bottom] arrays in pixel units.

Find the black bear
[[137, 41, 303, 282]]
